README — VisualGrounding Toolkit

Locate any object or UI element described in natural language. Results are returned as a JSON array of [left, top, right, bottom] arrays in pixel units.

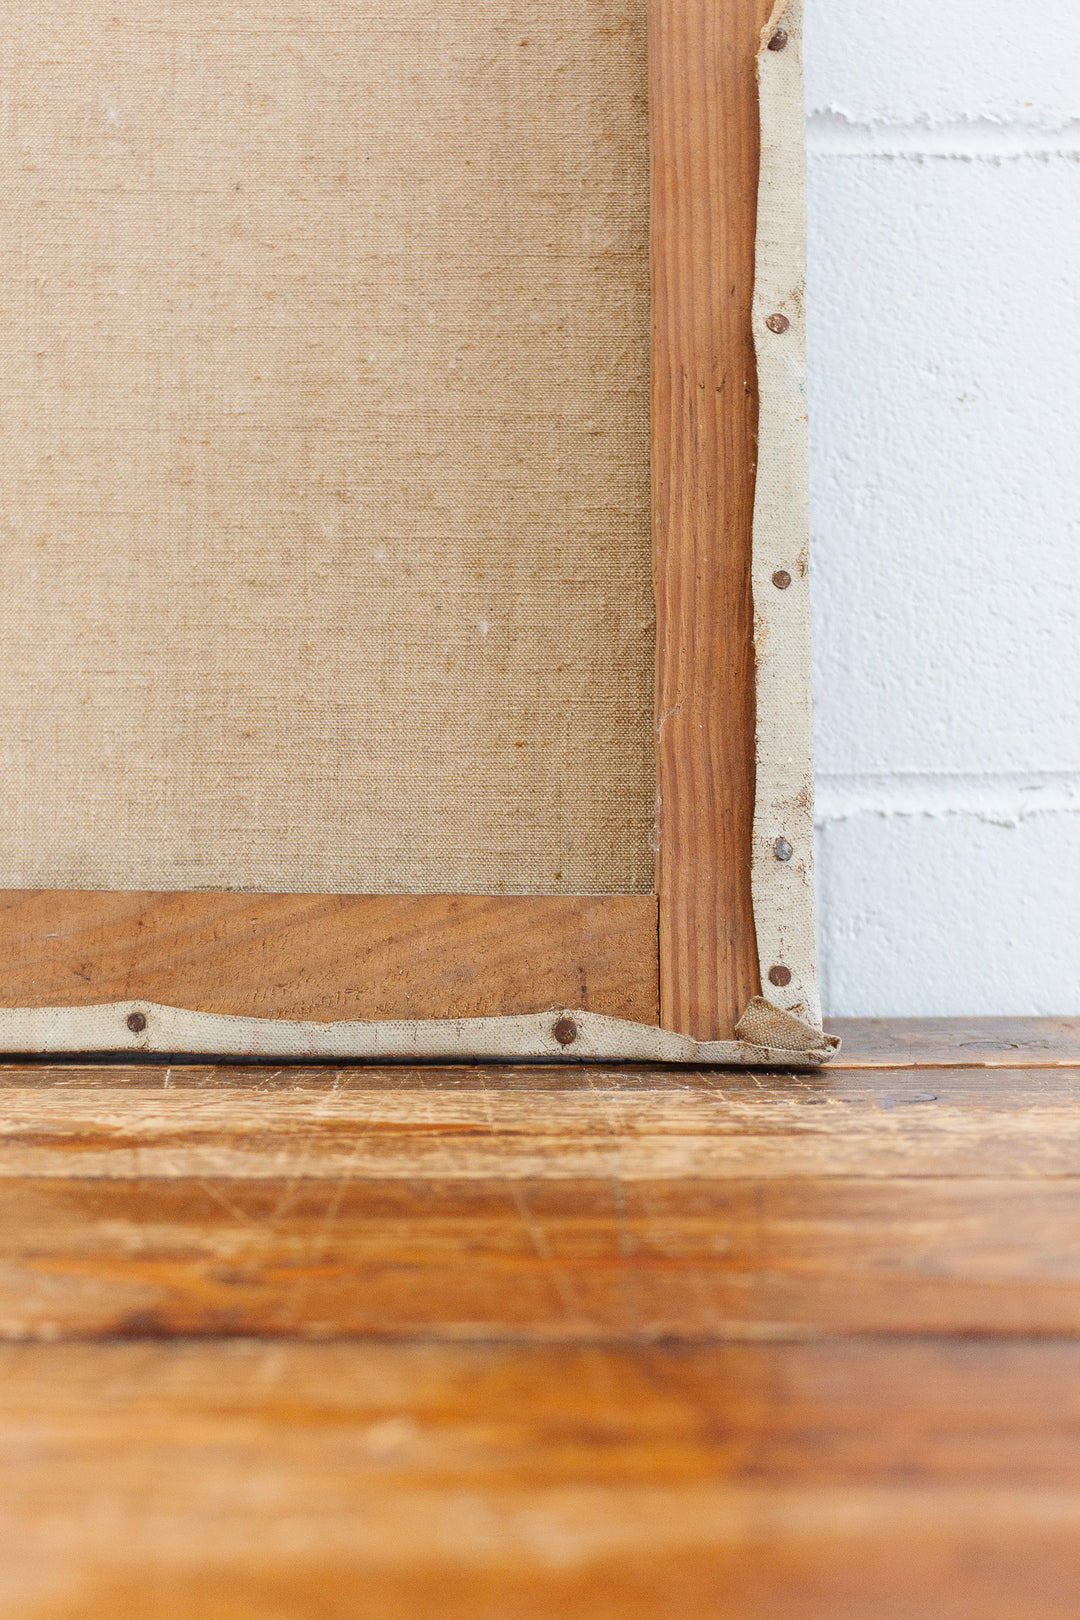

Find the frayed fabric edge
[[750, 0, 824, 1036], [0, 996, 838, 1066]]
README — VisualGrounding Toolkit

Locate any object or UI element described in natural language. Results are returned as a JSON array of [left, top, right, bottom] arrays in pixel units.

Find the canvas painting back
[[0, 0, 654, 895]]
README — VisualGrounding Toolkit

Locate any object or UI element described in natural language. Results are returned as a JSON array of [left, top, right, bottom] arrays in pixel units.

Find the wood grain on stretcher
[[650, 0, 774, 1039], [0, 890, 659, 1025]]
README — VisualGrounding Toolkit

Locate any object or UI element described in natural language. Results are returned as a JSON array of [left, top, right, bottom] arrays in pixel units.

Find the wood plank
[[6, 1336, 1080, 1489], [2, 1055, 1073, 1099], [650, 0, 771, 1040], [3, 1046, 1080, 1614], [2, 1339, 1080, 1619], [828, 1015, 1080, 1069], [0, 891, 659, 1025], [9, 1078, 1080, 1181], [7, 1172, 1080, 1341], [4, 1059, 1080, 1341]]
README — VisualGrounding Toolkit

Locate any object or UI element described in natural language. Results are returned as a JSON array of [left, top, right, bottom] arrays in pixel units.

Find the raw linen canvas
[[0, 0, 654, 895]]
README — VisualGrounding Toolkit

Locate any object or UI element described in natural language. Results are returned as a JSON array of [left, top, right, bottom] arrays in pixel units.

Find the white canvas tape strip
[[2, 4, 833, 1066], [0, 998, 835, 1065], [750, 0, 823, 1031]]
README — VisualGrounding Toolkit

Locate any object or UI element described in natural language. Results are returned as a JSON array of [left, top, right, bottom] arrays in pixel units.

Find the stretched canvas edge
[[0, 0, 834, 1066], [748, 0, 822, 1032], [0, 996, 834, 1065]]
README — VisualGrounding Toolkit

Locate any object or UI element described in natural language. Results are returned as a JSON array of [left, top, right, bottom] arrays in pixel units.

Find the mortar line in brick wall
[[815, 769, 1080, 826], [806, 112, 1080, 159]]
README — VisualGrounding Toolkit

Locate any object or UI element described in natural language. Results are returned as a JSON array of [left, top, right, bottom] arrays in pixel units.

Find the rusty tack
[[768, 965, 792, 988], [126, 1012, 147, 1033], [553, 1016, 578, 1046], [765, 313, 790, 334], [772, 569, 792, 590], [767, 27, 788, 51]]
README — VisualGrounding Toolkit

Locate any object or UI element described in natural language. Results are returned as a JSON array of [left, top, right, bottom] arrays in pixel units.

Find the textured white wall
[[804, 0, 1080, 1015]]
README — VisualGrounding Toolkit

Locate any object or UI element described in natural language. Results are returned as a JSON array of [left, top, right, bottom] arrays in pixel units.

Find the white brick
[[808, 153, 1080, 779], [804, 0, 1080, 128], [804, 3, 1080, 1011], [816, 811, 1080, 1017]]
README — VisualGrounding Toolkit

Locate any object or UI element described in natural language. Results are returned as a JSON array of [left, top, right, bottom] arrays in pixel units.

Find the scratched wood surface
[[0, 890, 659, 1024], [5, 1052, 1080, 1342], [650, 0, 770, 1040], [3, 1017, 1080, 1617], [827, 1015, 1080, 1068]]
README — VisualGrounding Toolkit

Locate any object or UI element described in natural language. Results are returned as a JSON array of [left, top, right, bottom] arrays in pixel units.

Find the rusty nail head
[[768, 27, 788, 50], [768, 965, 792, 988], [773, 837, 793, 862], [766, 313, 790, 334], [772, 569, 792, 590], [126, 1011, 147, 1033], [553, 1016, 578, 1046]]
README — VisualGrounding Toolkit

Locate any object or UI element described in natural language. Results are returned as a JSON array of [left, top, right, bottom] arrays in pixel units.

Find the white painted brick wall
[[804, 0, 1080, 1014]]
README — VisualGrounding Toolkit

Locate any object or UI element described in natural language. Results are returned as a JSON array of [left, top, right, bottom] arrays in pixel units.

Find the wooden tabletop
[[2, 1017, 1079, 1618]]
